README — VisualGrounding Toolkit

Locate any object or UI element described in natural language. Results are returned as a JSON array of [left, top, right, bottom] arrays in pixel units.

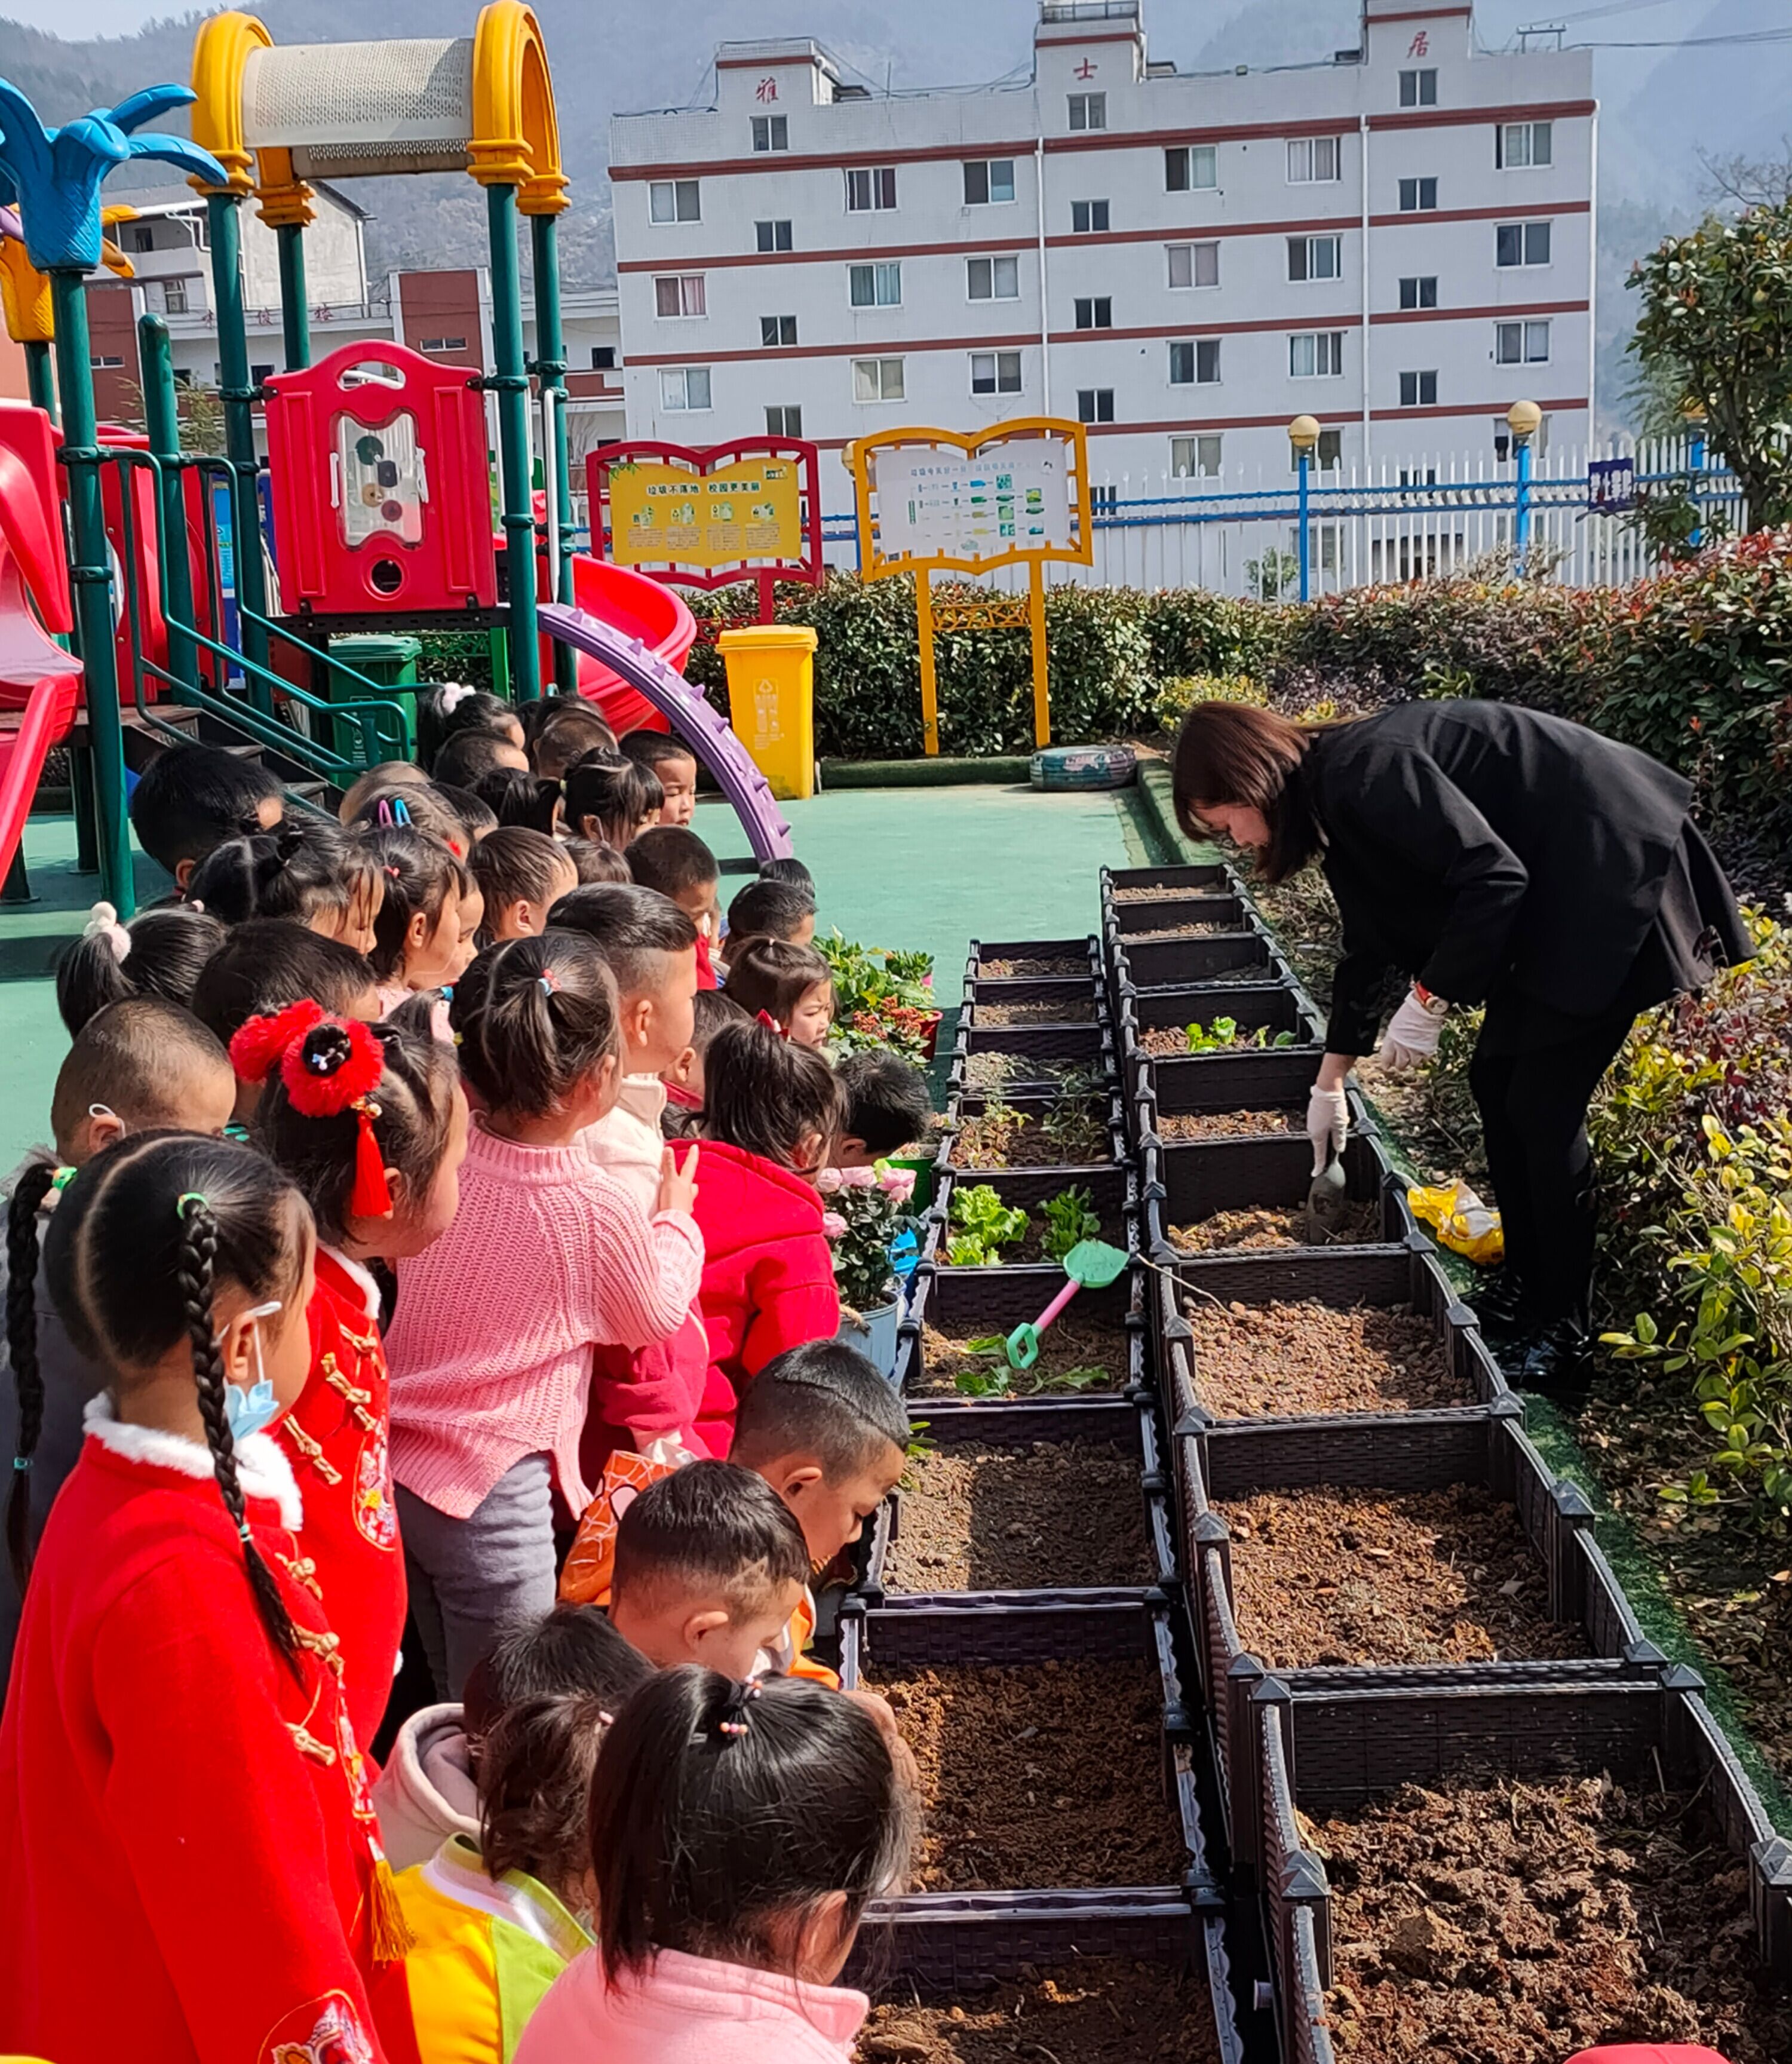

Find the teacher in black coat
[[1172, 697, 1750, 1394]]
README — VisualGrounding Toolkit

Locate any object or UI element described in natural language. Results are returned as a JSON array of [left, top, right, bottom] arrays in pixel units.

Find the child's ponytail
[[55, 901, 226, 1036], [702, 1017, 843, 1170], [563, 750, 655, 848], [450, 932, 620, 1119], [358, 825, 464, 981], [5, 1157, 60, 1591], [185, 821, 378, 941]]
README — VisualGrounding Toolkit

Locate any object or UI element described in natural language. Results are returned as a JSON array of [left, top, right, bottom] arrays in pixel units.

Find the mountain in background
[[1, 0, 1786, 429]]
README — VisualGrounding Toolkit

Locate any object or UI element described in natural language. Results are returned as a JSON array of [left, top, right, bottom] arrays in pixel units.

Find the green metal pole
[[137, 312, 199, 692], [486, 182, 540, 704], [23, 338, 56, 423], [275, 222, 311, 371], [529, 210, 576, 696], [205, 191, 272, 700], [49, 271, 133, 915]]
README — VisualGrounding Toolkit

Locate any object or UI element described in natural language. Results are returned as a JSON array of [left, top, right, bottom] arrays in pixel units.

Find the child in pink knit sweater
[[387, 930, 702, 1700]]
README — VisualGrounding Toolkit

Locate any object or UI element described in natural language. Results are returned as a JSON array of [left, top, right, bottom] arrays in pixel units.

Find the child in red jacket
[[0, 1133, 416, 2064], [690, 1017, 844, 1453], [237, 1002, 471, 1750]]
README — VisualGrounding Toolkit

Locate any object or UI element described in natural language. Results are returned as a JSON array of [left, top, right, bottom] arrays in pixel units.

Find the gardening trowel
[[1305, 1148, 1352, 1244], [1005, 1238, 1130, 1369]]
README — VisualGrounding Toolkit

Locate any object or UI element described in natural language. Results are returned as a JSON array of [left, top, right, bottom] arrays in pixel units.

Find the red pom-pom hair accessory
[[228, 1004, 394, 1218]]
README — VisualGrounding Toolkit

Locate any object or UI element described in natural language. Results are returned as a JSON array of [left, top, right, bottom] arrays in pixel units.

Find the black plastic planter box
[[1104, 862, 1240, 901], [955, 1007, 1115, 1075], [938, 1087, 1127, 1176], [1147, 1132, 1405, 1249], [1131, 1041, 1327, 1127], [931, 1163, 1137, 1289], [904, 1249, 1146, 1405], [1122, 979, 1322, 1051], [971, 936, 1100, 982], [1112, 929, 1274, 992], [965, 973, 1099, 1014], [1110, 893, 1249, 939]]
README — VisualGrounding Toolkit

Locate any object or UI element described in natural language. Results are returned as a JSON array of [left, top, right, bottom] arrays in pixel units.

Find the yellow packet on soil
[[1407, 1180, 1504, 1265]]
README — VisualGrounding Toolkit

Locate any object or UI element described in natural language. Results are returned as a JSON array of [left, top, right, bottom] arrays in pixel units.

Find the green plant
[[952, 1336, 1109, 1399], [1183, 1019, 1297, 1053], [1038, 1063, 1110, 1163], [817, 931, 938, 1061], [1041, 1185, 1102, 1262], [947, 1183, 1031, 1267]]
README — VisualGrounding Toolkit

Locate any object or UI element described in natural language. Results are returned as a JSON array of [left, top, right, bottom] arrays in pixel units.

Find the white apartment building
[[609, 0, 1594, 511]]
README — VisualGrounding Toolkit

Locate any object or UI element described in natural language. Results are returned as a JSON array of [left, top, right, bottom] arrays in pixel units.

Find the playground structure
[[0, 4, 792, 916]]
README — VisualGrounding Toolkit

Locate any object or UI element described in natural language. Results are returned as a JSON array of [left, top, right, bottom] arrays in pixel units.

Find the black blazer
[[1300, 700, 1693, 1055]]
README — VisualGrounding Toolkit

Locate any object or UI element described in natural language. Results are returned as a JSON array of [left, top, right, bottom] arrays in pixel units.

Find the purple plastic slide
[[539, 600, 793, 863]]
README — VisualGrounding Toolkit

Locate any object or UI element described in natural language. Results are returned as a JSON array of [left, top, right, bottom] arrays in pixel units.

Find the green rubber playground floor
[[0, 780, 1156, 1174]]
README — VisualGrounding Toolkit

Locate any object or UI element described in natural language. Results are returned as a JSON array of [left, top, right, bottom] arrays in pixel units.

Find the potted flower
[[819, 1161, 922, 1378], [818, 933, 943, 1062]]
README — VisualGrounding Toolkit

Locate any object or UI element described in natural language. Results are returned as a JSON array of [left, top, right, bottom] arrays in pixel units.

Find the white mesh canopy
[[243, 39, 476, 178]]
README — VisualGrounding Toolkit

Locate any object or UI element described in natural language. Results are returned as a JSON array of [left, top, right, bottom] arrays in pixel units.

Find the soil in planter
[[940, 1203, 1122, 1269], [1127, 921, 1232, 942], [1114, 882, 1226, 904], [1217, 1483, 1585, 1667], [952, 1105, 1110, 1169], [918, 1311, 1129, 1399], [1168, 1201, 1382, 1253], [886, 1436, 1151, 1591], [1185, 1298, 1469, 1417], [1157, 1108, 1300, 1140], [973, 997, 1098, 1026], [869, 1658, 1186, 1891], [861, 1961, 1220, 2064], [1318, 1771, 1792, 2064], [979, 955, 1086, 979], [1140, 1024, 1290, 1058]]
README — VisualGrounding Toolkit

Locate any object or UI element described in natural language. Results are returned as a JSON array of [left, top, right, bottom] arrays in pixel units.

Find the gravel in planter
[[888, 1437, 1151, 1591], [952, 1106, 1110, 1170], [1114, 884, 1225, 905], [1185, 1299, 1468, 1417], [1168, 1201, 1382, 1253], [870, 1658, 1186, 1891], [918, 1314, 1130, 1400], [980, 955, 1087, 979], [1318, 1772, 1792, 2064], [1127, 921, 1233, 942], [861, 1961, 1220, 2063], [1156, 1109, 1300, 1141], [974, 998, 1099, 1026], [1217, 1484, 1583, 1668]]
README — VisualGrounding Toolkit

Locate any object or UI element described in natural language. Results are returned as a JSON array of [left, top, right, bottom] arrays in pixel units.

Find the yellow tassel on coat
[[369, 1854, 416, 1961]]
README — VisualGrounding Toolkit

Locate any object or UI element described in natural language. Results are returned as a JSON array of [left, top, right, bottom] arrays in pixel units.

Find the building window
[[590, 346, 617, 370], [1169, 338, 1220, 385], [963, 158, 1016, 205], [659, 367, 712, 412], [967, 254, 1020, 301], [766, 404, 803, 436], [1067, 92, 1106, 131], [760, 314, 799, 347], [852, 357, 906, 403], [848, 262, 903, 308], [1495, 319, 1551, 364], [653, 274, 706, 318], [1287, 136, 1340, 183], [751, 114, 788, 151], [970, 349, 1023, 395], [1287, 234, 1342, 283], [1398, 274, 1438, 309], [649, 179, 701, 223], [1167, 241, 1220, 290], [1171, 433, 1223, 478], [1073, 295, 1112, 330], [90, 354, 124, 369], [126, 222, 155, 253], [755, 219, 794, 253], [1165, 145, 1218, 192], [1076, 387, 1115, 423], [161, 277, 189, 315], [1289, 330, 1345, 378], [1072, 198, 1110, 234], [416, 339, 465, 354], [846, 165, 898, 212], [1315, 428, 1343, 468], [1497, 220, 1552, 268], [1399, 68, 1438, 107], [1398, 176, 1439, 213], [1399, 369, 1438, 407], [1497, 120, 1552, 168]]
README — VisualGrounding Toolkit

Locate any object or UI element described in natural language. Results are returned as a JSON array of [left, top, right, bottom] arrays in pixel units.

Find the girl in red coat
[[0, 1133, 416, 2064], [691, 1018, 844, 1453], [237, 1002, 471, 1749]]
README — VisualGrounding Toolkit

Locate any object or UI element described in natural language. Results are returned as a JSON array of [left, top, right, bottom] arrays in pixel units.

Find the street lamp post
[[1288, 414, 1321, 602], [1507, 398, 1542, 576]]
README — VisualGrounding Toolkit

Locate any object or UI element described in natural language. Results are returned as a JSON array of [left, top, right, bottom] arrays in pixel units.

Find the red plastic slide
[[563, 556, 698, 736]]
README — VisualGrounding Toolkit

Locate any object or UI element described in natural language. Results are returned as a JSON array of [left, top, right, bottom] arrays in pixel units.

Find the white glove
[[1306, 1084, 1349, 1175], [1377, 986, 1450, 1073]]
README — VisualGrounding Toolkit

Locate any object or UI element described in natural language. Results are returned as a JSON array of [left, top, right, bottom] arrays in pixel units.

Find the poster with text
[[607, 457, 805, 571], [869, 434, 1077, 570]]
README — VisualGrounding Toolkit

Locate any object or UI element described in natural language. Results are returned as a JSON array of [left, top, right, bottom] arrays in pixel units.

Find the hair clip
[[13, 1453, 32, 1474], [708, 1679, 762, 1741], [83, 900, 131, 965]]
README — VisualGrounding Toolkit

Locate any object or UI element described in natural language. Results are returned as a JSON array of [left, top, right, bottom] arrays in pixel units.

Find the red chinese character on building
[[1074, 56, 1098, 79], [756, 76, 778, 102], [1407, 30, 1429, 57]]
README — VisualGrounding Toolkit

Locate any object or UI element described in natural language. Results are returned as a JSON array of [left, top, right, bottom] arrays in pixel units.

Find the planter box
[[938, 1088, 1127, 1177], [903, 1250, 1146, 1405], [1122, 980, 1322, 1051], [1103, 862, 1240, 900], [1110, 893, 1249, 939], [953, 1011, 1116, 1077], [1131, 1042, 1328, 1126], [930, 1161, 1137, 1278], [1146, 1133, 1406, 1250], [1113, 929, 1274, 992], [971, 936, 1100, 982]]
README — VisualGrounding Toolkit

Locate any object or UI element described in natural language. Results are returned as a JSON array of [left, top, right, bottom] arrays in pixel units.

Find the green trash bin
[[326, 634, 421, 766]]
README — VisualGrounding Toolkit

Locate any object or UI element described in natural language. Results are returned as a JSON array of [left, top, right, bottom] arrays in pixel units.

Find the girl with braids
[[386, 931, 702, 1701], [238, 1004, 470, 1748], [0, 1134, 419, 2063]]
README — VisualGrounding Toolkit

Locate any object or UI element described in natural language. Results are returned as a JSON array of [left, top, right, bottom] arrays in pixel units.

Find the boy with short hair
[[128, 741, 284, 887], [618, 730, 699, 828], [432, 729, 529, 791], [834, 1049, 934, 1167], [725, 875, 816, 949], [625, 826, 722, 986]]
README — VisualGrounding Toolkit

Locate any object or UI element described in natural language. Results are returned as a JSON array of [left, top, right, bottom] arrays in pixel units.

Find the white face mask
[[220, 1300, 284, 1442]]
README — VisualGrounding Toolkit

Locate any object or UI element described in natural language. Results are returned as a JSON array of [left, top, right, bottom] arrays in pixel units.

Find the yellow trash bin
[[717, 624, 818, 802]]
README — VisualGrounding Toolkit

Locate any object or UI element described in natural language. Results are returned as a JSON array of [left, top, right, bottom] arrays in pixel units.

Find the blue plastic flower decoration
[[0, 81, 228, 274]]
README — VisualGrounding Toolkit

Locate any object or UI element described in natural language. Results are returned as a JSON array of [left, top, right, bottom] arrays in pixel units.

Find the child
[[605, 1460, 811, 1677], [434, 729, 530, 792], [626, 826, 722, 985], [513, 1667, 913, 2064], [563, 835, 633, 885], [185, 820, 382, 955], [759, 855, 815, 893], [726, 876, 816, 950], [470, 826, 579, 943], [691, 1017, 843, 1451], [532, 705, 616, 784], [128, 741, 284, 887], [433, 781, 501, 847], [340, 757, 434, 826], [833, 1049, 934, 1167], [386, 932, 702, 1700], [349, 781, 474, 861], [395, 1623, 653, 2062], [0, 1133, 415, 2062], [1, 999, 237, 1685], [619, 730, 699, 829], [55, 899, 225, 1036], [192, 920, 381, 1123], [362, 823, 478, 1021], [664, 988, 749, 1121], [240, 1003, 470, 1750], [474, 766, 564, 837], [722, 937, 834, 1050], [419, 684, 526, 769], [565, 751, 658, 848]]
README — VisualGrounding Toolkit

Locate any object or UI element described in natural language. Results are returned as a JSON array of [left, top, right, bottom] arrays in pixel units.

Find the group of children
[[0, 692, 937, 2064]]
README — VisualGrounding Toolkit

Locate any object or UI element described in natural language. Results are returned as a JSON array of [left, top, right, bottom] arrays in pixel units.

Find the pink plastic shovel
[[1004, 1238, 1131, 1369]]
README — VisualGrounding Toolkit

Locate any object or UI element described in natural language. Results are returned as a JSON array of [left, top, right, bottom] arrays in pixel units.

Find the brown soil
[[918, 1312, 1130, 1399], [951, 1107, 1112, 1170], [1125, 921, 1232, 941], [1218, 1483, 1585, 1667], [1185, 1298, 1468, 1417], [1168, 1201, 1382, 1253], [1115, 883, 1228, 904], [974, 998, 1098, 1026], [1140, 1024, 1288, 1057], [1318, 1772, 1792, 2064], [886, 1436, 1151, 1591], [870, 1659, 1187, 1891], [1156, 1108, 1300, 1140], [860, 1962, 1220, 2063], [980, 955, 1087, 979], [961, 1052, 1022, 1094]]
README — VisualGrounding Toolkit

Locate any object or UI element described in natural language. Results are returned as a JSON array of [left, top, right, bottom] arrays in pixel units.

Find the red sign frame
[[587, 437, 824, 598]]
